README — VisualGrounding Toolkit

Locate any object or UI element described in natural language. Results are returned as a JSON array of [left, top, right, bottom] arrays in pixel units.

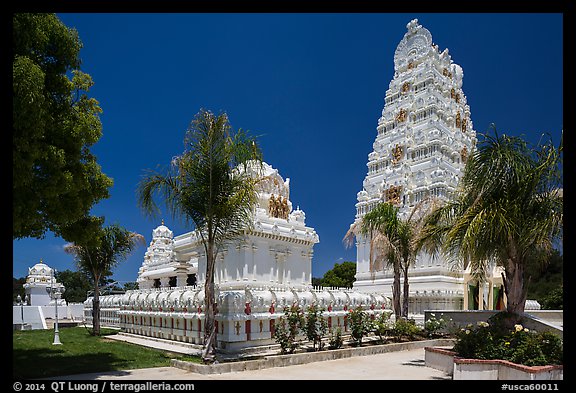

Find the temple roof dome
[[28, 261, 53, 277], [152, 221, 173, 239]]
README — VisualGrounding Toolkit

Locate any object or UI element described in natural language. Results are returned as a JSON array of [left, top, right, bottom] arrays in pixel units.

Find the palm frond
[[342, 221, 359, 249]]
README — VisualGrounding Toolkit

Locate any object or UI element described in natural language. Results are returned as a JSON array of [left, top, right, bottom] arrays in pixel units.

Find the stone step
[[44, 319, 81, 329], [108, 332, 204, 356]]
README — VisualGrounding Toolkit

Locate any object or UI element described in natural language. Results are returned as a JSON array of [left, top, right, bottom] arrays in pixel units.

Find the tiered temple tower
[[352, 19, 477, 314]]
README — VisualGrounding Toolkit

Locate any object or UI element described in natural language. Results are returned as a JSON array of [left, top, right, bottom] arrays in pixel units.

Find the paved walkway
[[50, 347, 451, 380]]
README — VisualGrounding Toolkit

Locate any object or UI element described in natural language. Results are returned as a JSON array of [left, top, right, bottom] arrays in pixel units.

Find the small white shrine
[[23, 261, 66, 306], [351, 19, 478, 313], [86, 161, 389, 354]]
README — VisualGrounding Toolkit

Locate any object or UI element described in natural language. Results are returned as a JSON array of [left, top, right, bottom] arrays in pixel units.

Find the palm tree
[[418, 129, 562, 318], [64, 223, 144, 336], [345, 200, 433, 319], [345, 202, 402, 319], [396, 200, 434, 318], [137, 109, 262, 363]]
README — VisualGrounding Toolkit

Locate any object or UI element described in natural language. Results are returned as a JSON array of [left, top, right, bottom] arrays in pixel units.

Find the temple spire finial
[[407, 18, 421, 34]]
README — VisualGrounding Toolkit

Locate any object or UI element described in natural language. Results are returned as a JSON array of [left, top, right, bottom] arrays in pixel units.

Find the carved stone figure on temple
[[392, 144, 404, 164], [396, 108, 407, 123]]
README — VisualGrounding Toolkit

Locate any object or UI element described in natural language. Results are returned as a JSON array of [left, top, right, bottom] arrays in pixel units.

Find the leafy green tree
[[64, 224, 144, 335], [526, 249, 563, 305], [13, 13, 113, 241], [318, 261, 356, 288], [540, 285, 563, 310], [137, 109, 262, 363], [419, 129, 562, 317], [54, 269, 92, 303], [123, 282, 139, 291]]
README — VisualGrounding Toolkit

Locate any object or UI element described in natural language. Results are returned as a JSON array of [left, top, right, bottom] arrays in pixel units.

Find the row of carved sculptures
[[395, 106, 467, 134], [268, 194, 290, 219]]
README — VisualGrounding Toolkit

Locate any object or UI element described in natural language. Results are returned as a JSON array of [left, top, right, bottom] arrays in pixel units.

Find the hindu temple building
[[23, 261, 66, 306], [13, 261, 84, 330], [136, 161, 320, 291], [351, 19, 482, 314], [86, 161, 389, 354]]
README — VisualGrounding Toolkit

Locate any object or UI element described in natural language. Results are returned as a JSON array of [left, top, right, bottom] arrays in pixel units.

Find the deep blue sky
[[13, 13, 563, 285]]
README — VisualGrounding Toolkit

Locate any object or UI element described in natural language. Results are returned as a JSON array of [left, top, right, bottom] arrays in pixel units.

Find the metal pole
[[17, 295, 24, 324], [52, 269, 62, 345]]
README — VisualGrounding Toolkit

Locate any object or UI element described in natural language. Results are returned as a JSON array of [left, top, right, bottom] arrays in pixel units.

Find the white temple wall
[[26, 286, 52, 306], [194, 237, 314, 288], [89, 286, 390, 355], [354, 234, 370, 275], [13, 306, 48, 330]]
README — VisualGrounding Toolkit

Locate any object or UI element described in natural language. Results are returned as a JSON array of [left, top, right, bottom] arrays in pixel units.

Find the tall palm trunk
[[502, 238, 528, 320], [401, 263, 410, 318], [202, 240, 217, 363], [503, 260, 527, 316], [392, 265, 401, 320], [92, 281, 100, 336]]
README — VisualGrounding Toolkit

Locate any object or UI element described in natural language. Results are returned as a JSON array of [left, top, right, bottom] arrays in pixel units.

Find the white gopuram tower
[[352, 19, 477, 314]]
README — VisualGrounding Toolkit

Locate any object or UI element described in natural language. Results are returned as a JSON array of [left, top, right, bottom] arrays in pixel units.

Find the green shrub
[[273, 305, 305, 354], [424, 313, 449, 337], [453, 320, 563, 366], [372, 311, 392, 342], [347, 306, 373, 346], [328, 327, 343, 350], [273, 318, 297, 354], [303, 304, 328, 351], [453, 322, 506, 360], [390, 317, 421, 340], [540, 285, 563, 310]]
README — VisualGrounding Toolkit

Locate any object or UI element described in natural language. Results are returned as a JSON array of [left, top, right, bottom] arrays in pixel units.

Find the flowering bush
[[273, 305, 305, 354], [424, 313, 449, 337], [372, 311, 392, 342], [347, 306, 373, 346], [303, 304, 328, 351], [453, 314, 563, 366]]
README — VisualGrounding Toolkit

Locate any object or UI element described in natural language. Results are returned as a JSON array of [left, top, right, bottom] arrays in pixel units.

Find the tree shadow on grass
[[13, 348, 133, 379]]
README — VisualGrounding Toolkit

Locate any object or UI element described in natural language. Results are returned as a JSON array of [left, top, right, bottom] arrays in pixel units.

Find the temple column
[[251, 244, 258, 281], [277, 257, 285, 284], [175, 266, 188, 288], [478, 284, 484, 310], [160, 277, 170, 288]]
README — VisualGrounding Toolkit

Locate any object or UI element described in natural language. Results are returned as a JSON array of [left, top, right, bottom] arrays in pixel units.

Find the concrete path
[[50, 347, 451, 380]]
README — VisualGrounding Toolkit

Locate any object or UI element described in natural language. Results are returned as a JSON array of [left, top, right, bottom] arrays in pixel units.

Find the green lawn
[[13, 327, 201, 379]]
